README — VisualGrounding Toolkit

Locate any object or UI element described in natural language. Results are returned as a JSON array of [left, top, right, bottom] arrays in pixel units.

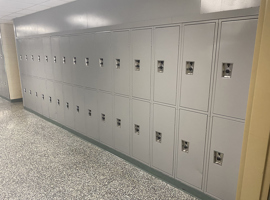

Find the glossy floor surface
[[0, 98, 198, 200]]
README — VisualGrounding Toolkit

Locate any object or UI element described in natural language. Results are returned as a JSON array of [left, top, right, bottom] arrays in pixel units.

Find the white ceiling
[[0, 0, 77, 24]]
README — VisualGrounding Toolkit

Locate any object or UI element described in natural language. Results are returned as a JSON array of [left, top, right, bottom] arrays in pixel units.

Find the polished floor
[[0, 98, 198, 200]]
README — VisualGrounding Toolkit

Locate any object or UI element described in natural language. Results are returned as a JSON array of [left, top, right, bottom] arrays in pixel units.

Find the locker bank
[[0, 0, 269, 200]]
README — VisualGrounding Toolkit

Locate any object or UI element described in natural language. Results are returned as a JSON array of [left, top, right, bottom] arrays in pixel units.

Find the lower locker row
[[21, 75, 244, 200], [0, 70, 9, 99]]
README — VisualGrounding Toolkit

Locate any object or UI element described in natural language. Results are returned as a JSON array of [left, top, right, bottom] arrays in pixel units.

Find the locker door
[[51, 37, 62, 82], [46, 80, 57, 121], [36, 38, 45, 78], [114, 96, 130, 155], [43, 37, 54, 80], [95, 32, 112, 92], [24, 39, 31, 76], [112, 31, 130, 96], [153, 104, 175, 175], [176, 110, 207, 189], [83, 34, 97, 89], [84, 89, 99, 140], [34, 78, 42, 114], [213, 19, 257, 119], [98, 92, 113, 147], [30, 39, 38, 77], [40, 79, 49, 118], [63, 84, 75, 129], [131, 29, 151, 100], [21, 75, 27, 107], [54, 82, 65, 125], [154, 26, 179, 105], [17, 39, 25, 75], [180, 23, 215, 112], [60, 36, 73, 84], [132, 99, 150, 164], [28, 76, 36, 111], [207, 117, 244, 200], [73, 86, 86, 134]]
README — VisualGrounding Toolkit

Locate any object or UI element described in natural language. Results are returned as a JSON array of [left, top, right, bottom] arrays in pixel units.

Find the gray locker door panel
[[73, 86, 86, 134], [28, 76, 36, 111], [98, 92, 113, 147], [60, 37, 73, 84], [21, 75, 27, 107], [43, 37, 54, 80], [207, 117, 244, 200], [36, 38, 45, 78], [154, 26, 179, 105], [132, 100, 150, 164], [54, 82, 65, 125], [34, 78, 43, 114], [84, 89, 99, 140], [40, 79, 49, 118], [63, 84, 75, 129], [28, 39, 35, 77], [213, 19, 257, 119], [180, 23, 215, 112], [46, 80, 57, 121], [17, 40, 25, 75], [114, 96, 130, 155], [95, 32, 112, 92], [177, 110, 207, 189], [51, 37, 62, 82], [153, 104, 175, 175], [131, 29, 151, 100], [112, 31, 130, 96], [23, 39, 30, 76]]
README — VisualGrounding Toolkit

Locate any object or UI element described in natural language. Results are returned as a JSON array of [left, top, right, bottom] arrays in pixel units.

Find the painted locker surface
[[35, 38, 45, 78], [153, 104, 175, 175], [98, 92, 113, 147], [54, 82, 65, 125], [207, 117, 244, 200], [132, 99, 150, 164], [84, 89, 99, 140], [60, 36, 73, 84], [131, 29, 151, 100], [23, 39, 30, 76], [17, 40, 26, 75], [34, 78, 43, 114], [63, 84, 75, 129], [176, 110, 207, 189], [21, 75, 27, 107], [213, 19, 257, 119], [95, 32, 112, 92], [82, 34, 97, 89], [43, 37, 54, 80], [51, 37, 62, 82], [31, 39, 39, 77], [40, 79, 49, 118], [154, 26, 179, 105], [111, 31, 130, 96], [28, 76, 36, 111], [114, 95, 130, 155], [46, 80, 57, 121], [180, 23, 215, 112], [26, 39, 33, 76], [73, 86, 86, 134]]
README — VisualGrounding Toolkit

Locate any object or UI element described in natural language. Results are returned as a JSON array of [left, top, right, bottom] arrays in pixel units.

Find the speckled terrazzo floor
[[0, 98, 198, 200]]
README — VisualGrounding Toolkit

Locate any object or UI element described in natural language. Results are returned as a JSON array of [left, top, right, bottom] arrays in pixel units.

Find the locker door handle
[[25, 55, 28, 61], [35, 92, 38, 97], [42, 94, 44, 100], [99, 58, 104, 67], [186, 61, 194, 75], [135, 60, 140, 71], [73, 57, 76, 65], [101, 113, 105, 121], [88, 109, 91, 116], [63, 57, 66, 64], [45, 56, 48, 62], [85, 58, 89, 66], [57, 99, 60, 105], [29, 90, 32, 95], [49, 96, 52, 103], [24, 88, 26, 93], [20, 55, 22, 60], [66, 102, 69, 109], [181, 140, 189, 153], [76, 105, 79, 112], [31, 55, 34, 61], [155, 131, 162, 143], [222, 63, 233, 78], [157, 60, 164, 73], [0, 55, 2, 59], [214, 151, 224, 166], [116, 118, 121, 127], [53, 56, 56, 63], [38, 55, 41, 62], [134, 124, 140, 135], [116, 59, 120, 69]]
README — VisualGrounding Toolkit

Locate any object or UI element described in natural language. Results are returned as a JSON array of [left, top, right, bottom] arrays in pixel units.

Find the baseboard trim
[[0, 95, 23, 103]]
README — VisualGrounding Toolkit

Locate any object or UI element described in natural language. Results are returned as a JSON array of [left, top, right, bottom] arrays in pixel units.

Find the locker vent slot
[[85, 58, 89, 66], [76, 105, 79, 112], [88, 109, 91, 116], [42, 94, 44, 100], [63, 57, 66, 64], [135, 60, 140, 71], [155, 131, 162, 143], [57, 99, 60, 105], [35, 92, 38, 97], [99, 58, 104, 67], [73, 57, 77, 65], [53, 56, 56, 63], [31, 55, 34, 61], [25, 55, 28, 61], [101, 113, 105, 122], [222, 63, 233, 78], [20, 55, 22, 60], [134, 124, 140, 135], [49, 96, 52, 103], [66, 102, 69, 109], [38, 55, 41, 62], [45, 56, 48, 62], [157, 60, 164, 73], [117, 118, 121, 127], [181, 140, 189, 153], [116, 59, 120, 69], [186, 61, 194, 75], [214, 151, 224, 166]]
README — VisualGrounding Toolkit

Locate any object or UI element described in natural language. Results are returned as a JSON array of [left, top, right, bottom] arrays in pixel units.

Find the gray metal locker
[[63, 84, 75, 129], [180, 23, 216, 112], [23, 39, 30, 76], [36, 38, 45, 79], [40, 79, 49, 118], [51, 37, 62, 82], [21, 75, 27, 107], [131, 29, 151, 100], [27, 39, 35, 77], [132, 99, 150, 164], [111, 31, 130, 96], [154, 26, 179, 105], [43, 37, 54, 80], [34, 78, 43, 114], [17, 39, 26, 75], [95, 32, 112, 92], [73, 86, 86, 134], [153, 104, 175, 175], [46, 80, 57, 121], [54, 82, 65, 125], [207, 117, 245, 200], [176, 110, 207, 189], [28, 76, 36, 111], [98, 92, 113, 147], [114, 95, 130, 155], [60, 36, 73, 84], [213, 19, 257, 119]]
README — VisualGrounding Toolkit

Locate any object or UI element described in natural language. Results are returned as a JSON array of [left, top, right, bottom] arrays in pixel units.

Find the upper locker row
[[17, 19, 257, 120]]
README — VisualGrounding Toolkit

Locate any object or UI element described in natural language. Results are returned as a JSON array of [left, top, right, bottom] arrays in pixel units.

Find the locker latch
[[222, 63, 233, 78], [20, 55, 22, 60], [117, 118, 121, 127], [42, 94, 44, 100], [76, 105, 79, 112], [57, 99, 60, 105], [45, 55, 48, 62], [73, 57, 76, 65], [31, 55, 34, 61], [181, 140, 189, 153], [24, 88, 26, 93], [85, 58, 89, 66], [35, 92, 38, 97], [49, 96, 52, 103], [116, 59, 120, 69], [155, 131, 162, 143], [38, 55, 41, 62], [29, 90, 32, 95], [66, 102, 69, 109], [135, 60, 140, 71], [25, 55, 28, 61], [157, 61, 164, 73], [63, 57, 66, 64], [99, 58, 103, 67], [134, 124, 140, 135], [53, 56, 56, 63], [186, 61, 194, 75], [101, 113, 105, 122], [88, 109, 91, 116], [214, 151, 224, 166]]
